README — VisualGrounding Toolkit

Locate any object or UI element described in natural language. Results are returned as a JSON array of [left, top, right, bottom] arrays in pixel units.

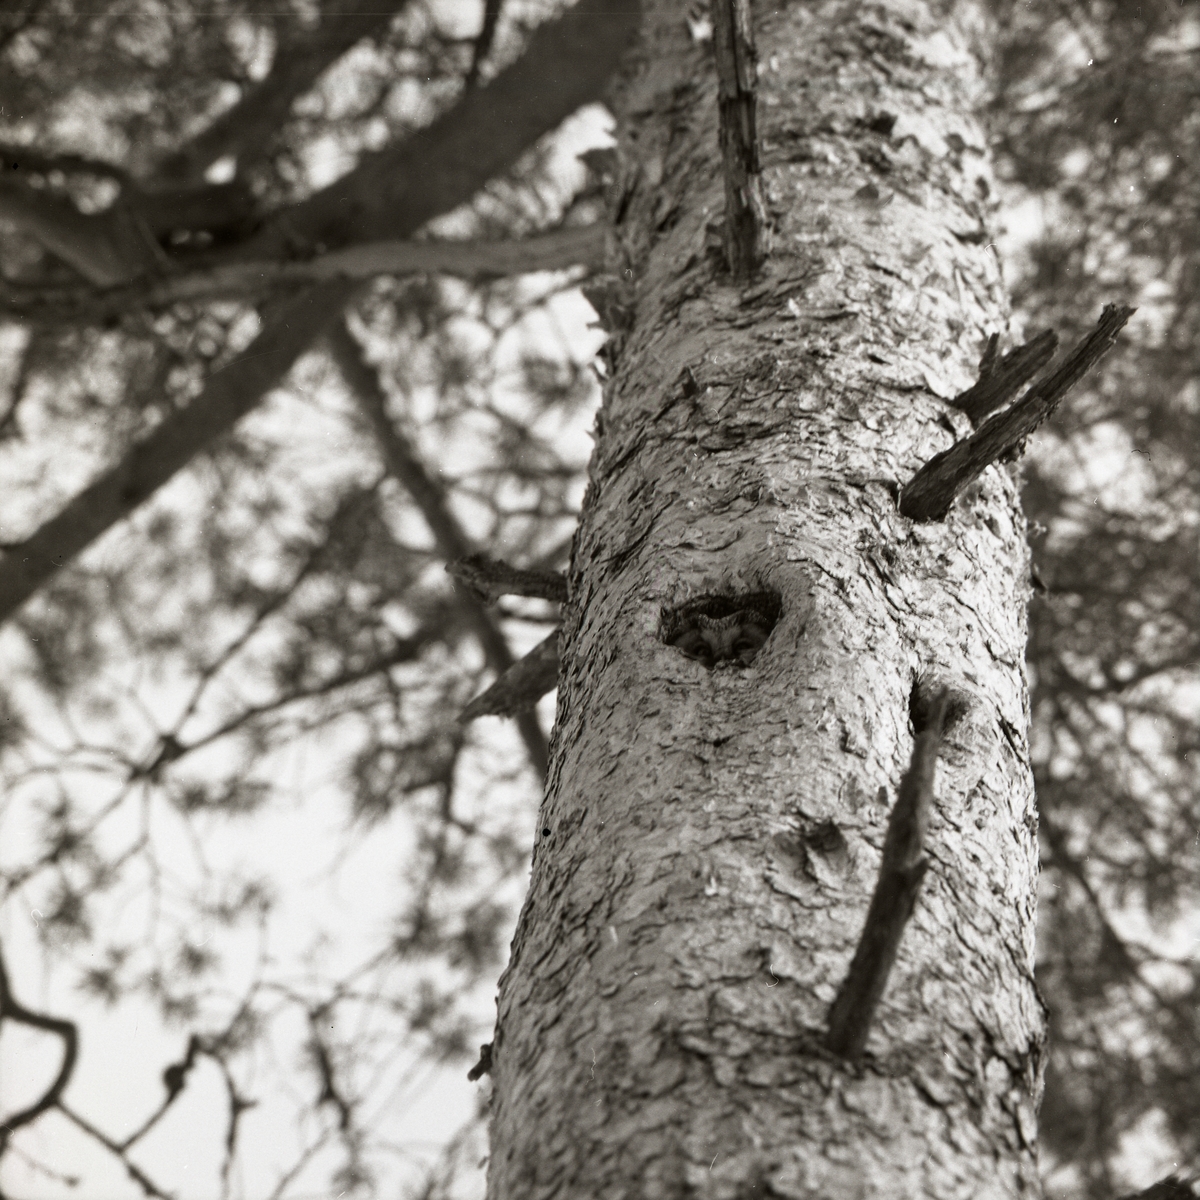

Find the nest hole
[[661, 590, 782, 669]]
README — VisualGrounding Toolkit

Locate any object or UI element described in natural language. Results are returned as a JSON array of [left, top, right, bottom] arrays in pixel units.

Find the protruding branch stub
[[900, 305, 1134, 523], [447, 552, 568, 605], [953, 328, 1058, 427], [824, 689, 949, 1060]]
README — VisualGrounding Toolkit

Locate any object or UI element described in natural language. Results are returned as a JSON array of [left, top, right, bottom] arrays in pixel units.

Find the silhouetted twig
[[467, 1041, 493, 1081], [1116, 1175, 1198, 1200], [0, 945, 78, 1153], [465, 0, 503, 90]]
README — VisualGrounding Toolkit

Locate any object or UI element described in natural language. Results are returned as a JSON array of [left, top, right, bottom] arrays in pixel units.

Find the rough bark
[[487, 2, 1044, 1197]]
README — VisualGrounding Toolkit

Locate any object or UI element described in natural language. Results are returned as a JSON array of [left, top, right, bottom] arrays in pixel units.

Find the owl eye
[[673, 630, 715, 666], [732, 636, 759, 658]]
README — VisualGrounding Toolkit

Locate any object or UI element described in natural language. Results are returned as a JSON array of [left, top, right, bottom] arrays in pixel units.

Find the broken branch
[[710, 0, 764, 278], [952, 328, 1059, 426], [459, 630, 560, 723], [900, 305, 1134, 523], [825, 690, 948, 1059]]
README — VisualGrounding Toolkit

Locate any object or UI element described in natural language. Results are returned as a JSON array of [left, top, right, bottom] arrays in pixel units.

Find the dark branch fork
[[953, 327, 1059, 427], [0, 945, 79, 1152], [447, 551, 566, 724]]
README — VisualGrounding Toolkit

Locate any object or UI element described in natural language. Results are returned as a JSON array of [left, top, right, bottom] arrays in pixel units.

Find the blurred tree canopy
[[989, 3, 1200, 1193], [0, 1, 1195, 1198]]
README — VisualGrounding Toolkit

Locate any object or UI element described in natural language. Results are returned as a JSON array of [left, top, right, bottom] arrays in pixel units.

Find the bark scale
[[488, 2, 1045, 1197]]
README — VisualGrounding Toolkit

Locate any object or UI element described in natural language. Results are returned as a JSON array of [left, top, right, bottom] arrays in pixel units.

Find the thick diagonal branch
[[952, 328, 1058, 427], [155, 0, 414, 184], [235, 0, 640, 261], [447, 552, 568, 605], [0, 281, 360, 626], [458, 630, 560, 723]]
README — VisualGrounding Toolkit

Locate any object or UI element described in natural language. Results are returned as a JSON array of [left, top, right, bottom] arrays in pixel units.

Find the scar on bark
[[824, 688, 949, 1060], [710, 0, 765, 279], [899, 304, 1134, 523]]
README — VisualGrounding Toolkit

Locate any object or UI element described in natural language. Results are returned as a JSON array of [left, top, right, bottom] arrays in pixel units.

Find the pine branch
[[459, 630, 560, 722], [234, 0, 640, 261], [0, 0, 638, 629], [0, 226, 605, 324], [155, 0, 412, 184]]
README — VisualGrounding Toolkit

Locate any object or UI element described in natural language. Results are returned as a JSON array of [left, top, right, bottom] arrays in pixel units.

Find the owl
[[663, 592, 779, 669]]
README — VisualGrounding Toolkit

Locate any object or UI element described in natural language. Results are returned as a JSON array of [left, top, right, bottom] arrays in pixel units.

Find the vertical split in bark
[[709, 0, 764, 278]]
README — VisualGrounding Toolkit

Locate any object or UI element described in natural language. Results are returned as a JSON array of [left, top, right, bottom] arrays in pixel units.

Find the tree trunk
[[487, 1, 1045, 1196]]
